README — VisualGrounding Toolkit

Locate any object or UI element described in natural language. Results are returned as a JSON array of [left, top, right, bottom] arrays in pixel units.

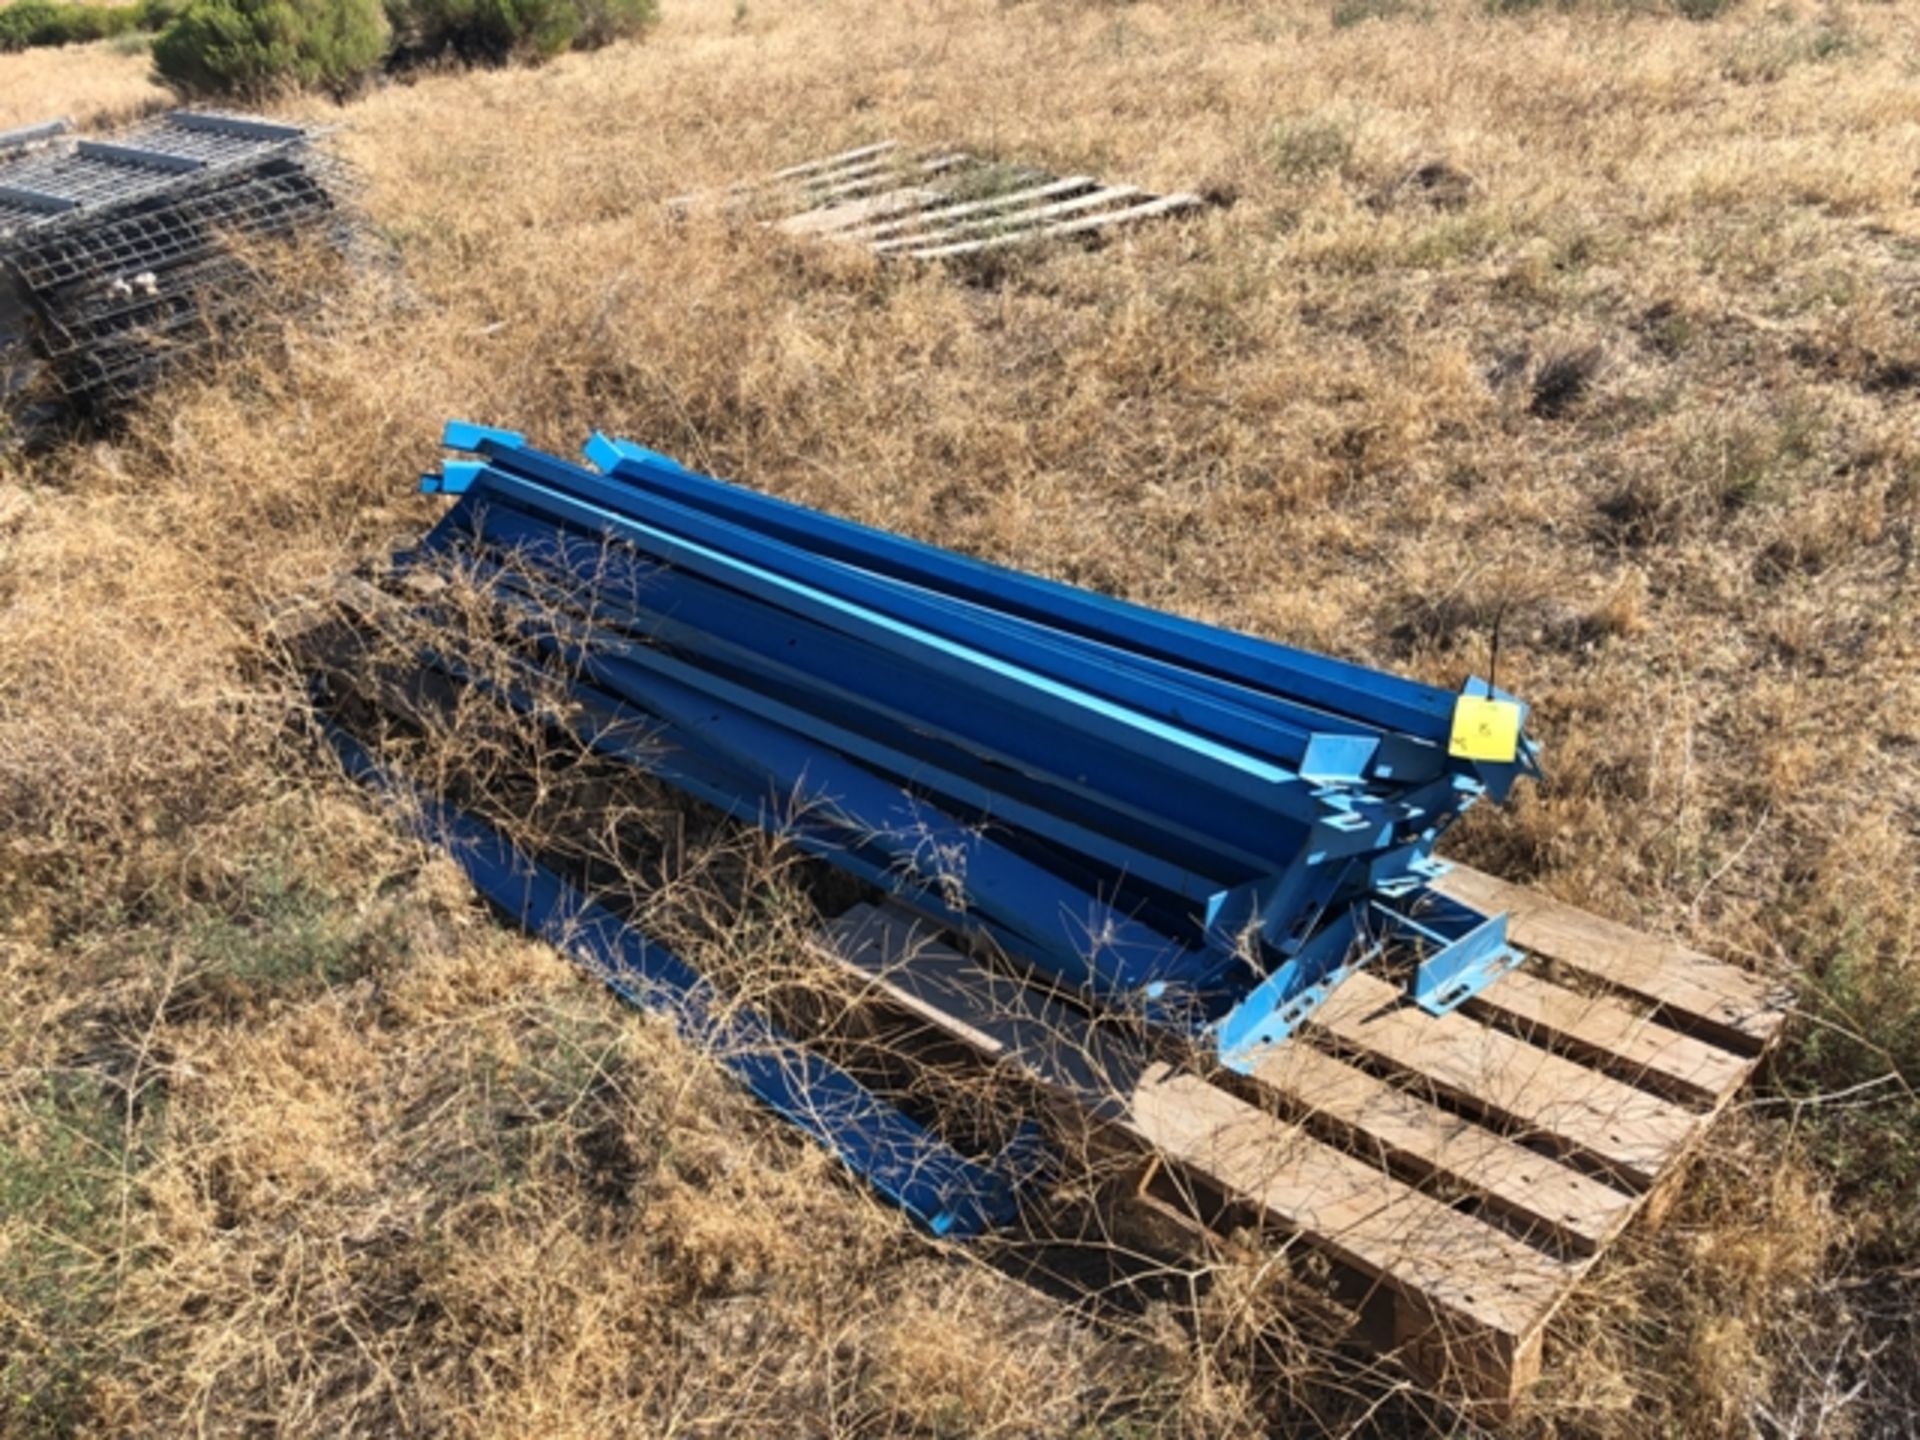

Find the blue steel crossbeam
[[387, 422, 1539, 1075]]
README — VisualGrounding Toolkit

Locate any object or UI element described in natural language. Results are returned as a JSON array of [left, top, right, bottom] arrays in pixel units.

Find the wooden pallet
[[669, 139, 1206, 260], [810, 869, 1792, 1410]]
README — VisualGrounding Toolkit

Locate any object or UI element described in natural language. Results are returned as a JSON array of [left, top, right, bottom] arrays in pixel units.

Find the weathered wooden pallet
[[811, 870, 1791, 1410], [669, 139, 1206, 260]]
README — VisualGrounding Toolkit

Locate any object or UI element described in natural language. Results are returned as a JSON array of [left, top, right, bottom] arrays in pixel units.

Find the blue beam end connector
[[443, 419, 527, 454], [421, 458, 487, 496], [1386, 893, 1526, 1016], [585, 431, 691, 476]]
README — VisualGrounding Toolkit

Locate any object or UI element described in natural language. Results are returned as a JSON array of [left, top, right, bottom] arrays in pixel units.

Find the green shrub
[[134, 0, 194, 28], [0, 3, 59, 50], [570, 0, 650, 48], [385, 0, 654, 65], [151, 0, 389, 98], [0, 1, 144, 53]]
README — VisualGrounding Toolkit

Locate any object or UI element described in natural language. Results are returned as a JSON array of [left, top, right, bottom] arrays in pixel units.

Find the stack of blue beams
[[402, 421, 1541, 1071]]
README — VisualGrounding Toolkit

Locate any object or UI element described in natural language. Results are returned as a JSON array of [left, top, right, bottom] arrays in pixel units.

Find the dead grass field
[[0, 43, 164, 129], [3, 1, 1918, 1435]]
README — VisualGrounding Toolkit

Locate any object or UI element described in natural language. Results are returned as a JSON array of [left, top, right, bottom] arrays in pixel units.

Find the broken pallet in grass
[[813, 878, 1790, 1409], [669, 139, 1207, 260]]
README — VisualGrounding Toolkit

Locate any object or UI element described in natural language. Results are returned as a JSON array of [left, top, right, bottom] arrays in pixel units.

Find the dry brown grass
[[3, 0, 1919, 1434], [0, 43, 166, 130]]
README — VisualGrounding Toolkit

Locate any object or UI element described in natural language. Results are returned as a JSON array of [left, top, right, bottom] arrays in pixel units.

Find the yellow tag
[[1449, 695, 1522, 763]]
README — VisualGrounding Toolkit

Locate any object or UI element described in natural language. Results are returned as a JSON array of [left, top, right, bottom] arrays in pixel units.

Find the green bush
[[0, 1, 144, 53], [6, 0, 648, 91], [151, 0, 389, 98], [134, 0, 193, 28], [384, 0, 654, 65], [0, 3, 61, 50]]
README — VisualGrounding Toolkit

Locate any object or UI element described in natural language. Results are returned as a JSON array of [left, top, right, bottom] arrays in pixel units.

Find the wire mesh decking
[[0, 119, 73, 164], [0, 110, 352, 433]]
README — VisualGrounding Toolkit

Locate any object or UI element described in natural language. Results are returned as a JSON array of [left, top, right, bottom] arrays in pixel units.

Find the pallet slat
[[810, 153, 971, 206], [777, 187, 947, 237], [821, 905, 1150, 1113], [796, 155, 899, 194], [871, 184, 1141, 254], [905, 192, 1203, 259], [1469, 969, 1747, 1106], [778, 140, 900, 182], [837, 176, 1098, 243], [1309, 972, 1700, 1187], [1437, 867, 1787, 1054], [821, 905, 1575, 1357], [1249, 1042, 1636, 1255], [665, 142, 903, 211], [1130, 1069, 1576, 1340]]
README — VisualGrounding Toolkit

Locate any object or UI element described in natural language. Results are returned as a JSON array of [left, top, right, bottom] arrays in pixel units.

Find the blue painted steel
[[424, 497, 1395, 866], [456, 458, 1380, 811], [585, 436, 1551, 798], [366, 424, 1545, 1074], [467, 440, 1430, 808], [617, 661, 1212, 996], [582, 434, 1478, 750], [1378, 893, 1525, 1016], [422, 500, 1416, 1009], [387, 569, 1234, 1001], [317, 712, 1026, 1237], [420, 458, 486, 496], [442, 419, 526, 453], [583, 436, 1452, 782], [488, 444, 1414, 792], [1214, 911, 1380, 1072], [486, 446, 1390, 787], [484, 575, 1228, 902], [569, 439, 1541, 801], [386, 627, 1173, 1014]]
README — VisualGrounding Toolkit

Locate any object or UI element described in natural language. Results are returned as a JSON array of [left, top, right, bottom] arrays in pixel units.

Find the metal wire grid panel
[[0, 111, 313, 236], [0, 111, 353, 420], [0, 119, 73, 163], [12, 158, 344, 296]]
